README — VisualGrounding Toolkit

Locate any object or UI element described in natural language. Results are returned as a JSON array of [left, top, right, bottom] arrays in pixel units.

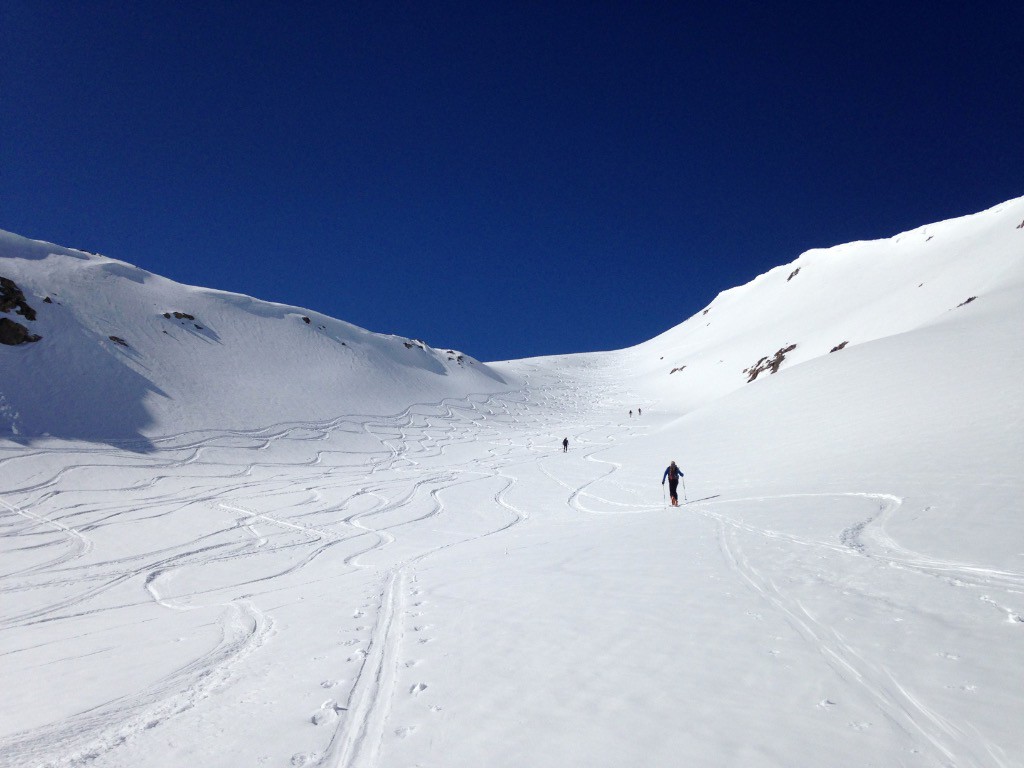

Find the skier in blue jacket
[[662, 461, 684, 506]]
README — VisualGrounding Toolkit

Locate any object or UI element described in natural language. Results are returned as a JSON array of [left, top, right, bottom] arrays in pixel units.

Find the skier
[[562, 437, 569, 453], [638, 408, 642, 416], [629, 410, 633, 418], [662, 461, 684, 506]]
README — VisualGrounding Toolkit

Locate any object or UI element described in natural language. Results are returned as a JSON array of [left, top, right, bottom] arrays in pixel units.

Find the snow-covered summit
[[0, 230, 513, 446]]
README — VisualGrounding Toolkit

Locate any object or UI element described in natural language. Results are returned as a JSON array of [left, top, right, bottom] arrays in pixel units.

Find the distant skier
[[638, 408, 642, 416], [662, 461, 684, 506], [629, 410, 633, 418], [562, 437, 569, 453]]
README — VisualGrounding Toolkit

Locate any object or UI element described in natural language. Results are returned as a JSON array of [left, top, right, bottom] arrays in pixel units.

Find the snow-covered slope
[[604, 195, 1024, 412], [0, 230, 513, 446], [1, 197, 1022, 768]]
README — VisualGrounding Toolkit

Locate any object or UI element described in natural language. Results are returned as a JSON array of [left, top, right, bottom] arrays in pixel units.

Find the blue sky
[[2, 2, 1021, 362]]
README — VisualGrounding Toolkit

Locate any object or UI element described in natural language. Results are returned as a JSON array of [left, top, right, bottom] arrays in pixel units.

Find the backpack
[[668, 465, 678, 481]]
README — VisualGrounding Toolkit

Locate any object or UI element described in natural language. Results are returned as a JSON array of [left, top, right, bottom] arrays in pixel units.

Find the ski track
[[535, 413, 1022, 768], [0, 599, 271, 768], [698, 494, 1020, 768], [0, 496, 93, 577], [317, 420, 535, 767], [3, 365, 1019, 767], [699, 493, 1024, 613], [327, 569, 407, 768], [0, 385, 567, 768]]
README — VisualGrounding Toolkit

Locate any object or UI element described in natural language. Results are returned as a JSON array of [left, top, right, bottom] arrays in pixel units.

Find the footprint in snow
[[404, 660, 421, 668], [311, 708, 337, 726], [410, 683, 428, 695], [311, 700, 346, 725], [848, 722, 871, 731], [817, 699, 836, 709], [394, 726, 417, 738]]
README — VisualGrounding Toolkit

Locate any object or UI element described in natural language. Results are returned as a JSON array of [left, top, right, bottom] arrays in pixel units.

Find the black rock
[[1, 276, 38, 320], [0, 317, 42, 345]]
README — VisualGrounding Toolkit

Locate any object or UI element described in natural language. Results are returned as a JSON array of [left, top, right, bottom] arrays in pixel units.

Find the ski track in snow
[[534, 406, 1023, 768], [698, 493, 1024, 617], [0, 599, 270, 768], [714, 516, 966, 764], [691, 494, 1020, 768], [0, 383, 559, 768], [317, 406, 535, 768], [0, 496, 93, 577], [2, 363, 1021, 767]]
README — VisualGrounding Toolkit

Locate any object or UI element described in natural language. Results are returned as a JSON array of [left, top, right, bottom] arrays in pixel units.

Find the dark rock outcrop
[[744, 344, 797, 382], [1, 277, 42, 344], [0, 317, 41, 345], [1, 277, 38, 320]]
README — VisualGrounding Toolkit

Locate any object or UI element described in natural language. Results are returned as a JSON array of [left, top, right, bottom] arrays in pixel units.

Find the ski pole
[[681, 476, 688, 503], [662, 484, 667, 508]]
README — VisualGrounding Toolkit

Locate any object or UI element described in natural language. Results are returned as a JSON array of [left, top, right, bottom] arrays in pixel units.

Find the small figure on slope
[[562, 437, 569, 453], [662, 461, 684, 506]]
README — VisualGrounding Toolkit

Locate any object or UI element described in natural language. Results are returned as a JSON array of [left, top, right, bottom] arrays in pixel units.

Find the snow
[[0, 228, 512, 445], [1, 196, 1023, 767]]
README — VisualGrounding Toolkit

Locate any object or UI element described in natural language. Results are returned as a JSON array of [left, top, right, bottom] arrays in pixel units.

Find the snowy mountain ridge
[[611, 194, 1024, 414], [4, 196, 1021, 446], [0, 229, 512, 446]]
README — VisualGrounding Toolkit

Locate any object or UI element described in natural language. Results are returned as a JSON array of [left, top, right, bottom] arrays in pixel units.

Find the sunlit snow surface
[[2, 197, 1023, 767]]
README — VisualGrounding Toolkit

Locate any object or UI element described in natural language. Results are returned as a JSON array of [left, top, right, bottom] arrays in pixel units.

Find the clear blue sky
[[2, 2, 1021, 362]]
